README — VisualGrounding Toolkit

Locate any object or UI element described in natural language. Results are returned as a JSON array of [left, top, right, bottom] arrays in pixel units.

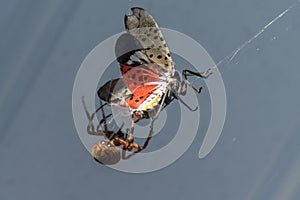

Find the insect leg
[[180, 68, 213, 94], [183, 68, 213, 79], [175, 93, 198, 111], [153, 90, 169, 120]]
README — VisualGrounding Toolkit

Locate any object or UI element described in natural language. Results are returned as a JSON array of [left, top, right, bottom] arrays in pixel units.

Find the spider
[[81, 96, 154, 165]]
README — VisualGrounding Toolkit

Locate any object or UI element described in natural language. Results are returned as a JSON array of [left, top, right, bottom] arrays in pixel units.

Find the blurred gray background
[[1, 0, 300, 199]]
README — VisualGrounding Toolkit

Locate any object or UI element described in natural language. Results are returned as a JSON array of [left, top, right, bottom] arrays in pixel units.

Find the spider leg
[[122, 92, 175, 159], [81, 96, 111, 136], [122, 116, 155, 160], [96, 101, 120, 142], [128, 114, 135, 144], [82, 96, 101, 135], [96, 114, 112, 132], [124, 128, 129, 139], [96, 100, 114, 133], [117, 115, 136, 153]]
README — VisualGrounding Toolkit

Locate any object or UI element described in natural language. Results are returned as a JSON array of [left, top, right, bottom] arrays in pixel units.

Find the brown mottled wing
[[124, 7, 174, 74]]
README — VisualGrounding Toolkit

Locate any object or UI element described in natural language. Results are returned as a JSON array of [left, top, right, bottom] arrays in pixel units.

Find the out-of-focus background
[[1, 0, 300, 199]]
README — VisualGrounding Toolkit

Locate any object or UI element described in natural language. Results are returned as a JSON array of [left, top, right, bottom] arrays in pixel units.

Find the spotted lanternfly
[[101, 7, 213, 115], [95, 7, 213, 156], [117, 8, 212, 132], [115, 7, 213, 117]]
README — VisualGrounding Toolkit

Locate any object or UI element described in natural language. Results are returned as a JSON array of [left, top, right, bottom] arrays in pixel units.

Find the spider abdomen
[[91, 140, 121, 165]]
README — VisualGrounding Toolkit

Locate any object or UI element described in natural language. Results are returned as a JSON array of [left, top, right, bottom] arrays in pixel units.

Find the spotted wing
[[114, 7, 173, 110], [124, 7, 174, 74], [115, 33, 164, 93]]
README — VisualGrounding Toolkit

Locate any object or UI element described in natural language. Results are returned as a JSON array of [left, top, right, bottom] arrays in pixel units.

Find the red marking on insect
[[112, 7, 213, 120]]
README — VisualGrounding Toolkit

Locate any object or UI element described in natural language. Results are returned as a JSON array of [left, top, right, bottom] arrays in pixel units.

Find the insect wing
[[124, 7, 174, 73], [114, 7, 177, 113], [97, 78, 131, 104]]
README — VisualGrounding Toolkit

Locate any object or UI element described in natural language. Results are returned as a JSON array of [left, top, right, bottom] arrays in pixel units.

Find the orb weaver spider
[[81, 96, 154, 165]]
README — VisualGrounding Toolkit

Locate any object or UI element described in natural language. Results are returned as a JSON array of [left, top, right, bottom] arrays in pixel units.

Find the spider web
[[192, 0, 300, 85]]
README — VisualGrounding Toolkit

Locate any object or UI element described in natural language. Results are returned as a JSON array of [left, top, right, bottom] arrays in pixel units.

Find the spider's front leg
[[122, 117, 155, 160], [128, 114, 135, 143]]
